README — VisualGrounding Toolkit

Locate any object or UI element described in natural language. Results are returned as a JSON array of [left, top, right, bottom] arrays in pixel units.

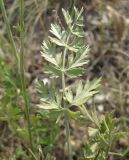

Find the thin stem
[[0, 0, 19, 63], [28, 148, 38, 160], [65, 115, 72, 160], [105, 132, 111, 160], [70, 0, 77, 15], [19, 0, 33, 152], [108, 152, 123, 157], [94, 149, 101, 160], [62, 33, 72, 160], [62, 73, 72, 160], [61, 3, 78, 157]]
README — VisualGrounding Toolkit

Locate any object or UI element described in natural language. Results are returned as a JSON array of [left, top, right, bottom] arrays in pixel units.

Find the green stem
[[62, 73, 72, 160], [0, 0, 34, 154], [65, 115, 72, 160], [109, 152, 123, 157], [19, 0, 33, 152], [61, 3, 78, 156], [94, 149, 101, 160], [0, 0, 19, 63], [105, 132, 111, 160], [70, 0, 77, 15], [62, 33, 72, 160]]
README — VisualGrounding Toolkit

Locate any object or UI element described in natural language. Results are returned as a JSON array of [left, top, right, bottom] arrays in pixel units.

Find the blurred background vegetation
[[0, 0, 129, 159]]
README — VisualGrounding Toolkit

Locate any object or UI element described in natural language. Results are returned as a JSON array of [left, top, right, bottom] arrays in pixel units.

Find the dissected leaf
[[66, 67, 83, 77], [73, 79, 101, 106], [62, 8, 72, 27], [69, 46, 90, 69], [65, 88, 73, 104], [41, 41, 59, 67], [41, 51, 58, 66], [37, 82, 62, 110], [38, 102, 59, 110], [65, 79, 101, 106], [88, 127, 98, 137], [49, 36, 78, 52], [49, 36, 64, 47], [50, 24, 62, 39], [45, 65, 61, 78], [74, 7, 84, 22]]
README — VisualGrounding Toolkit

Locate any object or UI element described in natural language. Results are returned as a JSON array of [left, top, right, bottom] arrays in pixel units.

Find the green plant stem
[[62, 73, 72, 160], [65, 115, 72, 160], [62, 33, 72, 160], [109, 152, 123, 157], [61, 5, 78, 156], [70, 0, 77, 15], [105, 132, 111, 160], [1, 0, 34, 154], [94, 149, 101, 160], [0, 0, 19, 63], [19, 0, 33, 152]]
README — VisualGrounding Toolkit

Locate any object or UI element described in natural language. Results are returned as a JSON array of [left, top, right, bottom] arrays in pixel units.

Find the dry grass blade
[[107, 5, 129, 40]]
